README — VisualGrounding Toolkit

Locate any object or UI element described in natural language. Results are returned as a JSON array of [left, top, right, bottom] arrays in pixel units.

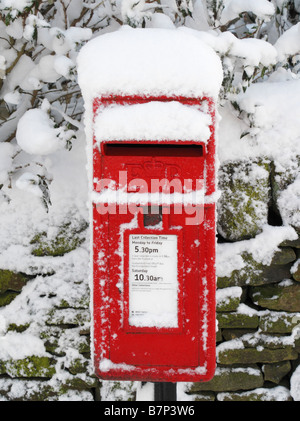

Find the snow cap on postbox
[[77, 26, 223, 101]]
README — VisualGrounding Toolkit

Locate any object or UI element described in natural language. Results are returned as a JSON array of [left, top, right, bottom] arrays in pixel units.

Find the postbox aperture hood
[[77, 26, 223, 101], [93, 101, 212, 143]]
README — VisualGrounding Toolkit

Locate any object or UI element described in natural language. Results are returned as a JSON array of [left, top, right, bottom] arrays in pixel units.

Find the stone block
[[186, 365, 263, 393], [218, 251, 294, 288], [217, 305, 259, 329], [30, 219, 88, 257], [216, 286, 242, 312], [217, 333, 298, 365], [263, 361, 291, 384], [0, 291, 19, 307], [259, 311, 300, 333], [250, 281, 300, 312], [0, 269, 32, 294], [3, 356, 56, 378], [217, 386, 292, 401], [218, 159, 270, 241]]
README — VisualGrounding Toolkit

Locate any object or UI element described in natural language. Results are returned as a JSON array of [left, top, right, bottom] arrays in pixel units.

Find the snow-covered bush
[[0, 0, 94, 206], [1, 0, 300, 210]]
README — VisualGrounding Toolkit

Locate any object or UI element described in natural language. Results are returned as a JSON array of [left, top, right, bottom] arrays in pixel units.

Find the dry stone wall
[[192, 157, 300, 402], [0, 155, 299, 401]]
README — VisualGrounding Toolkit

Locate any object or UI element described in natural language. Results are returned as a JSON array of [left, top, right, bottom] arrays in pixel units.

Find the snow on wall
[[1, 0, 300, 400]]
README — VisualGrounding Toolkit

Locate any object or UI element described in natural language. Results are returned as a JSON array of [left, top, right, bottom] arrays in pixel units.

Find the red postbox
[[77, 27, 223, 383], [91, 95, 217, 382]]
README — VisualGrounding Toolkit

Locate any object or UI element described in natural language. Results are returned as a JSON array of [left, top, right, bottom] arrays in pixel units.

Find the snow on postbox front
[[77, 28, 223, 382]]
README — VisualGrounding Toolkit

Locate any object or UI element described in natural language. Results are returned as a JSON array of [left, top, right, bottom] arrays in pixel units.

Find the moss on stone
[[280, 237, 300, 248], [217, 311, 259, 329], [217, 251, 293, 288], [263, 360, 291, 384], [0, 377, 95, 401], [218, 159, 271, 241], [40, 325, 90, 358], [46, 308, 90, 327], [57, 293, 89, 310], [30, 220, 88, 257], [216, 292, 241, 312], [250, 281, 300, 312], [217, 345, 298, 365], [68, 357, 89, 375], [39, 326, 64, 356], [272, 247, 296, 265], [0, 291, 19, 307], [0, 270, 32, 294], [259, 311, 300, 333], [78, 337, 90, 355], [4, 356, 56, 378], [0, 360, 6, 375], [187, 366, 263, 393], [100, 381, 137, 401], [7, 323, 30, 333], [222, 329, 257, 341], [63, 375, 98, 391], [217, 330, 299, 366], [216, 328, 223, 343]]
